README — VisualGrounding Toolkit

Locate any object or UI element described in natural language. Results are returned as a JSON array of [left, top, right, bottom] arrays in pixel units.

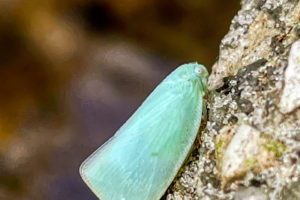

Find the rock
[[279, 40, 300, 113], [166, 1, 300, 199], [281, 181, 300, 200], [221, 124, 261, 182], [218, 124, 285, 184], [234, 187, 268, 200]]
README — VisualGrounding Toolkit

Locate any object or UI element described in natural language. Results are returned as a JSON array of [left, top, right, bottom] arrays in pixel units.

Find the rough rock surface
[[279, 40, 300, 113], [166, 1, 300, 199]]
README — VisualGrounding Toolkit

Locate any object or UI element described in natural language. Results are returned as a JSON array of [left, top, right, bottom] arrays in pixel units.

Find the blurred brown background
[[0, 0, 239, 199]]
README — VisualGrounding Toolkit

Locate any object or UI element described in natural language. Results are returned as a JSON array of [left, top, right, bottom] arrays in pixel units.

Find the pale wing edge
[[79, 135, 117, 200]]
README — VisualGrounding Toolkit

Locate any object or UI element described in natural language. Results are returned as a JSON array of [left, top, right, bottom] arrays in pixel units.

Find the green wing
[[80, 63, 207, 200]]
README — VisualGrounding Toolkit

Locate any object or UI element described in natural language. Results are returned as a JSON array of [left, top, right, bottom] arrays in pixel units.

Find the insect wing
[[80, 66, 205, 200]]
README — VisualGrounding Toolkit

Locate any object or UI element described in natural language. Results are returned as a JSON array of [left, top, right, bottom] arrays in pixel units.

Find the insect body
[[80, 63, 208, 200]]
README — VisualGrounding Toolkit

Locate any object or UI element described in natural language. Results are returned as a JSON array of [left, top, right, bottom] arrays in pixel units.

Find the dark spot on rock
[[228, 115, 238, 124], [265, 99, 272, 115], [222, 43, 237, 49], [216, 59, 267, 95], [238, 59, 268, 78], [296, 149, 300, 158], [213, 122, 223, 131], [238, 99, 254, 114], [277, 21, 286, 30], [296, 27, 300, 38], [233, 22, 241, 29], [294, 134, 300, 141], [266, 66, 274, 76], [256, 0, 266, 10], [200, 173, 220, 188], [267, 6, 282, 21], [216, 76, 241, 97], [246, 75, 259, 87], [191, 148, 200, 158], [232, 94, 241, 101], [288, 0, 300, 3], [290, 157, 297, 164], [271, 35, 285, 54], [259, 83, 270, 91], [250, 179, 265, 187], [209, 176, 221, 188], [216, 76, 234, 93], [231, 85, 241, 97]]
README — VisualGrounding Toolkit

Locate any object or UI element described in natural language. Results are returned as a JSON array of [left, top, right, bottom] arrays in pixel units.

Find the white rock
[[234, 187, 268, 200], [280, 40, 300, 113], [222, 124, 260, 180]]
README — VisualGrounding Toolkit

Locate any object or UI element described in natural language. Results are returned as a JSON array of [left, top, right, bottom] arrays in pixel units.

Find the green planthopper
[[80, 63, 208, 200]]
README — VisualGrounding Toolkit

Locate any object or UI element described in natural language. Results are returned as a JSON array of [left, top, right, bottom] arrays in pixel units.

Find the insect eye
[[194, 67, 206, 77]]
